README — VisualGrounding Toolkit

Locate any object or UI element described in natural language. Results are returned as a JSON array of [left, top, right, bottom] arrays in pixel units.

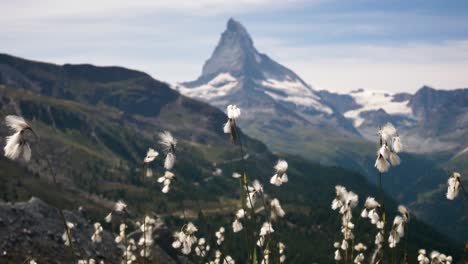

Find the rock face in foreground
[[0, 197, 179, 264]]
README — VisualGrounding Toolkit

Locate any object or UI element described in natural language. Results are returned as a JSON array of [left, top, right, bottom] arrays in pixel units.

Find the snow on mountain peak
[[175, 73, 238, 100], [259, 77, 333, 114], [343, 89, 413, 127]]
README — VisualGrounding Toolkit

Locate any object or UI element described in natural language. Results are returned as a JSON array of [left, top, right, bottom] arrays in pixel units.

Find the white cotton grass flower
[[195, 237, 210, 257], [389, 152, 401, 166], [138, 216, 160, 258], [143, 148, 159, 163], [232, 172, 242, 179], [392, 136, 403, 153], [232, 219, 243, 233], [115, 200, 127, 212], [157, 171, 175, 193], [418, 249, 430, 264], [388, 211, 409, 248], [246, 180, 263, 208], [105, 212, 112, 223], [379, 143, 390, 160], [91, 222, 103, 243], [374, 154, 390, 173], [446, 172, 461, 200], [278, 242, 286, 263], [270, 198, 285, 220], [270, 159, 289, 186], [427, 250, 452, 264], [105, 200, 127, 222], [354, 253, 365, 264], [4, 115, 35, 161], [124, 238, 138, 264], [257, 222, 274, 247], [334, 249, 342, 261], [227, 105, 241, 119], [379, 123, 397, 143], [354, 243, 367, 251], [143, 148, 159, 177], [159, 131, 177, 153], [361, 197, 380, 222], [232, 209, 245, 233], [115, 223, 127, 244], [261, 248, 270, 264], [375, 123, 403, 173], [215, 227, 225, 245], [159, 131, 177, 170], [223, 105, 241, 141], [398, 205, 410, 222], [172, 222, 198, 255], [62, 221, 75, 246], [164, 152, 176, 170], [27, 259, 37, 264]]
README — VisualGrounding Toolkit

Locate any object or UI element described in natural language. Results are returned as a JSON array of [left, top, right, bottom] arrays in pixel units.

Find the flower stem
[[39, 149, 79, 262], [458, 179, 468, 200]]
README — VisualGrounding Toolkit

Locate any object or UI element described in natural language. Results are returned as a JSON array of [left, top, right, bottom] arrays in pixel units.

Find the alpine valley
[[0, 18, 466, 263]]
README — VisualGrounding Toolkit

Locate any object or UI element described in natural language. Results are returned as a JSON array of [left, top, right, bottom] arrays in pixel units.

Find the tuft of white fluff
[[270, 159, 289, 186], [270, 173, 288, 186], [389, 152, 401, 166], [274, 159, 288, 174], [223, 121, 231, 134], [334, 249, 342, 261], [392, 136, 403, 153], [446, 172, 461, 200], [91, 223, 103, 243], [5, 115, 29, 132], [398, 205, 410, 222], [270, 198, 285, 220], [378, 144, 390, 160], [380, 123, 397, 142], [232, 172, 242, 179], [226, 105, 241, 119], [4, 116, 34, 162], [232, 219, 243, 233], [4, 132, 22, 160], [374, 155, 390, 173], [164, 152, 176, 170], [105, 212, 112, 223], [159, 131, 177, 153], [364, 197, 380, 209], [144, 148, 159, 163]]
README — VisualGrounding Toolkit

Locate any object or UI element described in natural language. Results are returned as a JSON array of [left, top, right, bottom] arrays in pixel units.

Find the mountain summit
[[179, 18, 342, 114], [177, 19, 360, 160]]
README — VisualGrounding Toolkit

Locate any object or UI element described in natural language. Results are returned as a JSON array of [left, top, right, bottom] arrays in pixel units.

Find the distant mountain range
[[176, 18, 468, 243], [0, 51, 463, 262], [176, 18, 468, 160]]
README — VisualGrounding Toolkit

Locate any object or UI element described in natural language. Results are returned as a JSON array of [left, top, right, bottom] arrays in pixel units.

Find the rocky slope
[[0, 197, 179, 264]]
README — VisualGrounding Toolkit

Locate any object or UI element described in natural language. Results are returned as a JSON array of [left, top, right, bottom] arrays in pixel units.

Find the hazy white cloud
[[2, 0, 468, 93], [254, 38, 468, 92], [0, 0, 307, 21]]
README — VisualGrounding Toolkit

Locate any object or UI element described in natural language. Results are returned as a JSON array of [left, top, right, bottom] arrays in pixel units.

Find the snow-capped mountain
[[176, 18, 359, 153], [319, 86, 468, 153], [177, 18, 333, 115], [176, 18, 467, 164]]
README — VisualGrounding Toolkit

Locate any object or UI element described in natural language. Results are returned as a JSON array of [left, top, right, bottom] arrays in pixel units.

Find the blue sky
[[2, 0, 468, 92]]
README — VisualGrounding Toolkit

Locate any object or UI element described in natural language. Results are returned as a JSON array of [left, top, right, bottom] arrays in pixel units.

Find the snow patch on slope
[[260, 78, 333, 114], [343, 89, 413, 127], [176, 73, 238, 100]]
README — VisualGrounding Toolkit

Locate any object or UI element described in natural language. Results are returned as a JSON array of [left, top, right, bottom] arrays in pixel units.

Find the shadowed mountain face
[[0, 53, 463, 262]]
